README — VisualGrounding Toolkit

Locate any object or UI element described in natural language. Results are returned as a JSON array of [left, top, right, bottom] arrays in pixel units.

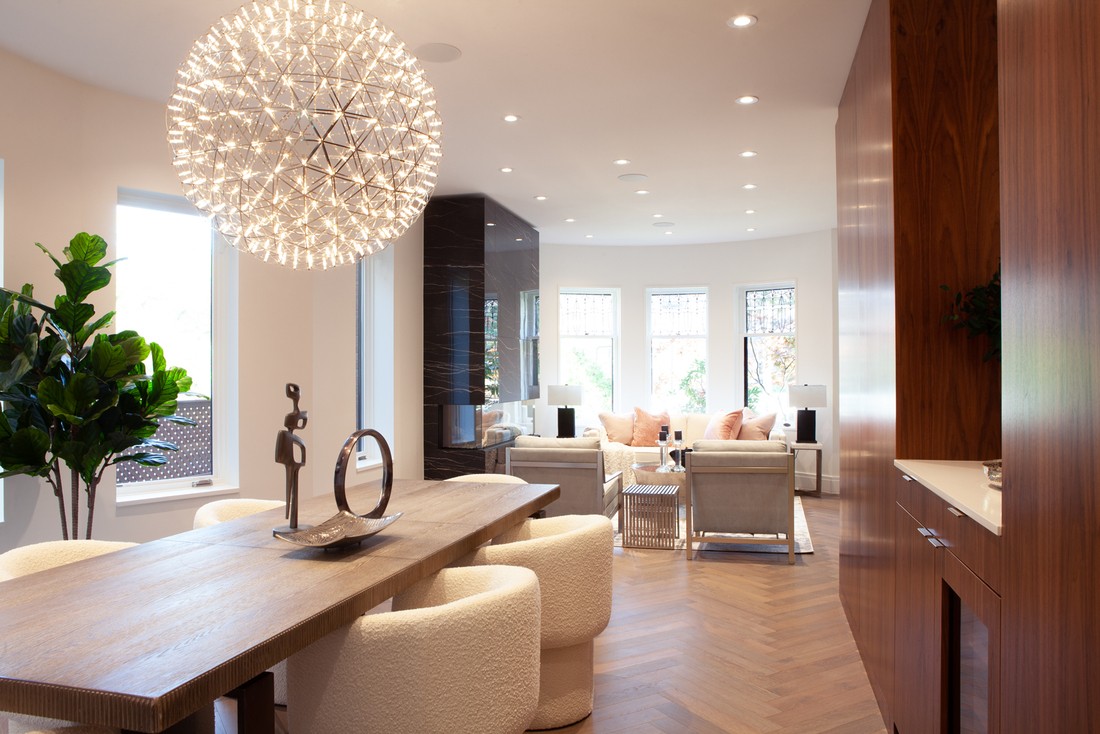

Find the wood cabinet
[[895, 471, 1001, 734]]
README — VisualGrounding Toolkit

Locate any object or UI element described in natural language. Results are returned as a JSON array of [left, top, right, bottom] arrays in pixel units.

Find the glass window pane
[[115, 202, 213, 483], [485, 297, 499, 404], [559, 291, 616, 414], [649, 291, 707, 412], [745, 334, 796, 415]]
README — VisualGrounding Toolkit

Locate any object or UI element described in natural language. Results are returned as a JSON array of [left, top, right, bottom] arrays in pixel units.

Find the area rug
[[613, 496, 814, 554]]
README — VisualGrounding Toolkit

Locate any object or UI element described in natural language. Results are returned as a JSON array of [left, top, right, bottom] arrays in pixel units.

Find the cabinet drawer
[[896, 471, 944, 530], [939, 503, 1003, 594]]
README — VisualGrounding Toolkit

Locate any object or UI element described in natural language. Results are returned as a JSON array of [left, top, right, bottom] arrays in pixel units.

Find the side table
[[790, 441, 823, 496], [621, 484, 680, 549]]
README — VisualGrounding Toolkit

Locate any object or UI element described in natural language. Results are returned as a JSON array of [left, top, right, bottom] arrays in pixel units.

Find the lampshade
[[788, 384, 827, 408], [167, 0, 442, 271], [547, 385, 582, 407]]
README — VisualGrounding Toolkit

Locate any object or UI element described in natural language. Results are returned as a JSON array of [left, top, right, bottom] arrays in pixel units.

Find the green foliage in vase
[[941, 266, 1001, 362], [0, 233, 195, 539]]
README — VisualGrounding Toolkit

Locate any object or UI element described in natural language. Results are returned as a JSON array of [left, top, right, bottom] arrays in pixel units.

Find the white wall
[[0, 48, 379, 549], [539, 232, 840, 492]]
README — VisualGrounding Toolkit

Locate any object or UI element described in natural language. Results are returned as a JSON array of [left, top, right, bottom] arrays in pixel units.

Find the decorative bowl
[[274, 510, 403, 549], [982, 460, 1002, 489]]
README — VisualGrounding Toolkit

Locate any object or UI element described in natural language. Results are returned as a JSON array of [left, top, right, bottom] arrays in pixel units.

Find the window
[[484, 296, 500, 404], [114, 189, 237, 496], [743, 286, 796, 417], [648, 289, 707, 412], [520, 290, 539, 400], [357, 247, 395, 465], [559, 289, 618, 413]]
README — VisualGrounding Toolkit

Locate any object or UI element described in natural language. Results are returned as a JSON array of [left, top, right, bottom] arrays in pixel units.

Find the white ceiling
[[0, 0, 870, 247]]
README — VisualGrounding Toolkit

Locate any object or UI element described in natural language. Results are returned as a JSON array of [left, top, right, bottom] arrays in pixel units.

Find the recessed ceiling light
[[652, 213, 664, 218], [736, 95, 759, 105], [665, 231, 674, 235], [413, 43, 463, 63], [585, 234, 594, 239], [635, 190, 650, 195], [618, 173, 648, 183], [564, 218, 576, 223], [534, 195, 547, 201], [503, 114, 520, 123], [742, 183, 758, 190], [727, 14, 758, 28], [515, 237, 523, 242], [745, 209, 756, 214], [499, 167, 513, 173], [739, 150, 758, 158], [747, 227, 757, 232], [613, 159, 631, 165], [487, 222, 495, 227]]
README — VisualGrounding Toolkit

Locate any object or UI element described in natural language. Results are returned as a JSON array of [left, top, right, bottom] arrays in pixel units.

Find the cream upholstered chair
[[192, 498, 285, 529], [287, 565, 542, 734], [685, 443, 796, 563], [444, 473, 527, 483], [456, 514, 614, 730], [0, 541, 192, 734], [505, 440, 621, 519]]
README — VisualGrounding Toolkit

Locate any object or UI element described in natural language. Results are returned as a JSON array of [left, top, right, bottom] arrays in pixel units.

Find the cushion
[[703, 409, 745, 440], [513, 436, 600, 449], [737, 412, 777, 440], [598, 412, 635, 444], [632, 407, 670, 447], [693, 439, 788, 452]]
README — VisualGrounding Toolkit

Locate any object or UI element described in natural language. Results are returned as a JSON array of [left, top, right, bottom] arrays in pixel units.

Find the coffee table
[[620, 484, 680, 549], [632, 462, 687, 491]]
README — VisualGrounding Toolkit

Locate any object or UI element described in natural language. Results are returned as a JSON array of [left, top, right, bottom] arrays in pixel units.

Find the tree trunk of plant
[[50, 467, 69, 541], [70, 465, 80, 541], [85, 477, 98, 539]]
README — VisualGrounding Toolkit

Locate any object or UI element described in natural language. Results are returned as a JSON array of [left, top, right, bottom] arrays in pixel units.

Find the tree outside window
[[649, 290, 707, 412], [744, 287, 796, 417], [559, 290, 616, 413]]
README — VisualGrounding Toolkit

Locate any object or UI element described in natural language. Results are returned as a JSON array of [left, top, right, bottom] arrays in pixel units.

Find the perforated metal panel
[[116, 399, 213, 484]]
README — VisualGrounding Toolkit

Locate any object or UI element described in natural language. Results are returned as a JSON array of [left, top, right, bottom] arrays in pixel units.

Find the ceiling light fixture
[[167, 0, 441, 270], [618, 173, 648, 182], [500, 167, 513, 173], [635, 190, 650, 195], [503, 114, 520, 122], [613, 159, 631, 165], [747, 227, 757, 232], [736, 95, 759, 105], [585, 234, 594, 239], [564, 218, 576, 223], [739, 150, 758, 158], [728, 14, 758, 28], [745, 209, 756, 214], [742, 183, 758, 190], [534, 195, 547, 201]]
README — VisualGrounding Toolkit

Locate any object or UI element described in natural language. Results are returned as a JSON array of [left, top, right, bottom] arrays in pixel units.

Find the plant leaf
[[64, 232, 109, 266], [76, 310, 115, 344], [89, 335, 148, 380], [0, 426, 52, 476], [51, 297, 96, 336], [150, 342, 166, 374], [34, 242, 63, 270], [110, 452, 168, 467], [56, 260, 111, 304], [38, 374, 116, 425]]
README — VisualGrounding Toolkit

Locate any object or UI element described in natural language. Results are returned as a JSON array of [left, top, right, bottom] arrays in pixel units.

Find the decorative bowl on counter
[[982, 459, 1002, 489]]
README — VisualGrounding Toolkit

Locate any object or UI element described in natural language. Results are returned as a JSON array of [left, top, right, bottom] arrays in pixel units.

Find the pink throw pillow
[[703, 409, 745, 440], [599, 411, 635, 444], [738, 412, 776, 440], [632, 407, 671, 447]]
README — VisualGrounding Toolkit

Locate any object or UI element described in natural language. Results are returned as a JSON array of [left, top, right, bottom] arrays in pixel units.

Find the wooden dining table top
[[0, 478, 559, 733]]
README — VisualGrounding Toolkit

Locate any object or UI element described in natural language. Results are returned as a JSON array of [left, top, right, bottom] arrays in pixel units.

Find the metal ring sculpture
[[333, 428, 393, 519]]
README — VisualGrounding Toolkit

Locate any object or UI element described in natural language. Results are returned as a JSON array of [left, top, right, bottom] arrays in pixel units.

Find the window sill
[[116, 481, 241, 508], [356, 456, 385, 474]]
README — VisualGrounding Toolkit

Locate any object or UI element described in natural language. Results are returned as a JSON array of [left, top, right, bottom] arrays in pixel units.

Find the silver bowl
[[982, 460, 1002, 489]]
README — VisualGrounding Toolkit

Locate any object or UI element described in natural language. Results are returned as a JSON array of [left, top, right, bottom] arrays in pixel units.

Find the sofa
[[584, 407, 787, 484], [505, 436, 622, 519]]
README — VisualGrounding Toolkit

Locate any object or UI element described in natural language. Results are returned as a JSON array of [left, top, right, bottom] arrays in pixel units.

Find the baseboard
[[794, 469, 840, 495]]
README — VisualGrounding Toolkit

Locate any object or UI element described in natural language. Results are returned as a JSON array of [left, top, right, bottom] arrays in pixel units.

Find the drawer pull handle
[[947, 506, 965, 518], [901, 474, 914, 482], [917, 527, 934, 537], [927, 537, 944, 548]]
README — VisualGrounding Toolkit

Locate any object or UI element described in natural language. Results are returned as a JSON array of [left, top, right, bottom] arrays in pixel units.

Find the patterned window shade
[[560, 292, 613, 336], [745, 288, 795, 335], [651, 291, 707, 336], [115, 400, 213, 483]]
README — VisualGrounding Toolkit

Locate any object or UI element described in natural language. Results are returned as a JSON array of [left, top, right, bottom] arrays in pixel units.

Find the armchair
[[685, 445, 795, 564], [505, 442, 622, 519]]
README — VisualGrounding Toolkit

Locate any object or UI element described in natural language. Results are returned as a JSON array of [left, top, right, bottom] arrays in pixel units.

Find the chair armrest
[[603, 470, 623, 492]]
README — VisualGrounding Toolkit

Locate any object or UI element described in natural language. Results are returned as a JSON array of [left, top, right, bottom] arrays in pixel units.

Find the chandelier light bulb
[[167, 0, 442, 270]]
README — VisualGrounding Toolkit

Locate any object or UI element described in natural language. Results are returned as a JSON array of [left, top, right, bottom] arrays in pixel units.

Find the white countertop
[[894, 459, 1002, 535]]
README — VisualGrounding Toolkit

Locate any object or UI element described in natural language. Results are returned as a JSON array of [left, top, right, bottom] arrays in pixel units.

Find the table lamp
[[788, 384, 827, 443], [547, 384, 583, 438]]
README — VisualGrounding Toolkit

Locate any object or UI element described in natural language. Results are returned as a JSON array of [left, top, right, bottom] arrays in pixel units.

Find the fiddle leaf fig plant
[[942, 265, 1001, 362], [0, 233, 195, 539]]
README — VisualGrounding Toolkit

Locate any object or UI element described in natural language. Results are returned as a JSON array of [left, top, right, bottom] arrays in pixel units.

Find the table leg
[[227, 671, 275, 734], [122, 704, 213, 734], [815, 449, 823, 495]]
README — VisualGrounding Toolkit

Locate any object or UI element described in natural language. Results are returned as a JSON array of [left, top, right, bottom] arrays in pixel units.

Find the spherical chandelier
[[167, 0, 442, 270]]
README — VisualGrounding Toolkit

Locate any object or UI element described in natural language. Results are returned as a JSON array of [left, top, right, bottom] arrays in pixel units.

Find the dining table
[[0, 477, 559, 733]]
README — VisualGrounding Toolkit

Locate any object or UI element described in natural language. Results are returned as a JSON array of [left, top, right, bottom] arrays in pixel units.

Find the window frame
[[356, 247, 395, 468], [114, 188, 240, 505], [558, 287, 621, 413], [739, 282, 797, 418], [645, 286, 708, 412]]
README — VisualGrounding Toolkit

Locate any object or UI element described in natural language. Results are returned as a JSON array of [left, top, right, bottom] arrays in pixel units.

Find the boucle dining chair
[[455, 514, 614, 730], [444, 473, 527, 483], [192, 498, 285, 529], [287, 565, 542, 734]]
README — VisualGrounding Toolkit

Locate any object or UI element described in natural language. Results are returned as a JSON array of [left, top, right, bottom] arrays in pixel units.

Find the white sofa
[[584, 411, 788, 484]]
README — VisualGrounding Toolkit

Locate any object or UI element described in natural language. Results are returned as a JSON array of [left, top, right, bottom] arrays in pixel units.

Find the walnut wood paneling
[[836, 0, 895, 725], [998, 0, 1100, 730], [892, 0, 1002, 460]]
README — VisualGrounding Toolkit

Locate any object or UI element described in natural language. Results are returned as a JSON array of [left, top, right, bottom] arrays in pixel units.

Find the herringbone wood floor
[[559, 494, 888, 734]]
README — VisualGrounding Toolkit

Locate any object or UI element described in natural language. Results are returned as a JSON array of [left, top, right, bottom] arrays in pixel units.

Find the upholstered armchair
[[685, 442, 795, 563], [505, 437, 622, 519]]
